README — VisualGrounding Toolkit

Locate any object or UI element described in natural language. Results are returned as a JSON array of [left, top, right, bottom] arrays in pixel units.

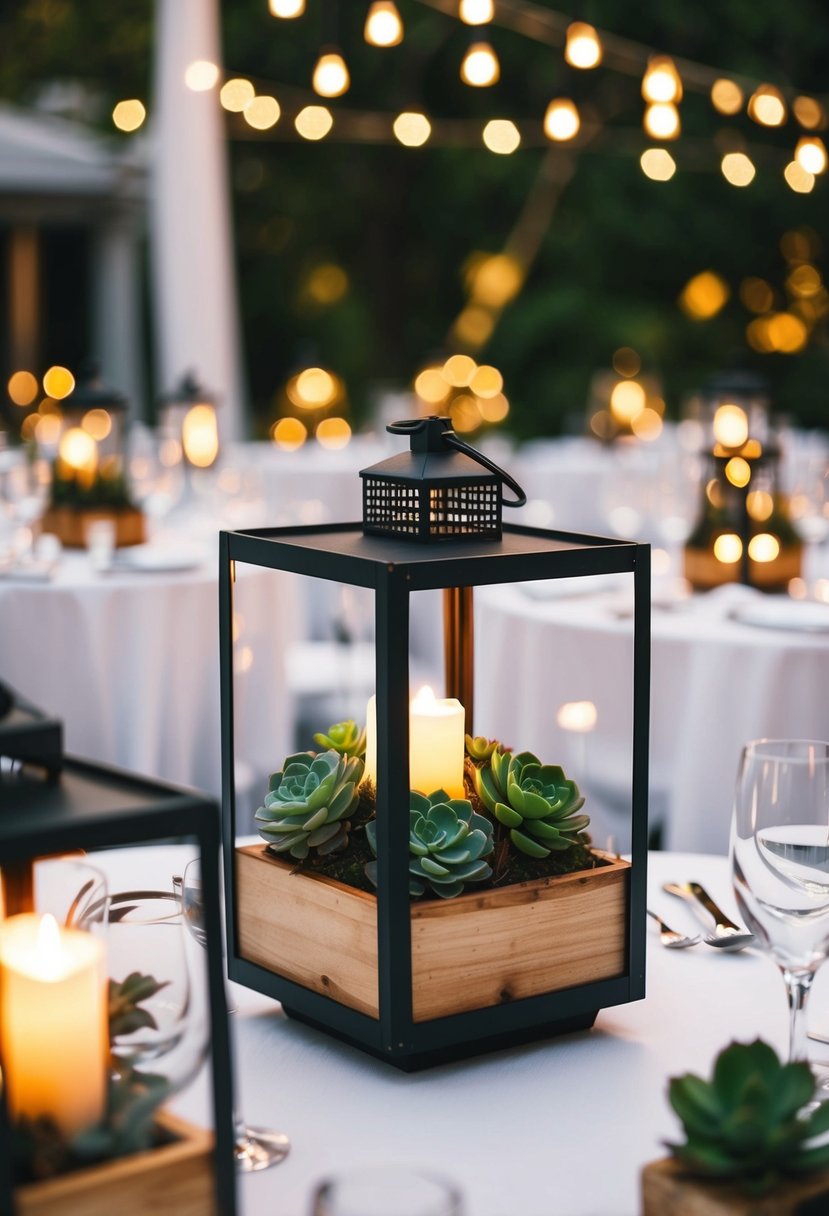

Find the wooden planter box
[[15, 1113, 216, 1216], [641, 1157, 829, 1216], [42, 506, 145, 549], [235, 844, 630, 1023]]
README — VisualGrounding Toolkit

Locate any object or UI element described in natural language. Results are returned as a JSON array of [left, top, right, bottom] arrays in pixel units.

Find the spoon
[[662, 881, 755, 951], [647, 908, 701, 949]]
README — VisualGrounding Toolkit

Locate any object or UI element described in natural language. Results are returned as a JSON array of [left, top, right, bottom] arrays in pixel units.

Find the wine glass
[[730, 739, 829, 1063], [311, 1167, 464, 1216], [175, 858, 290, 1171]]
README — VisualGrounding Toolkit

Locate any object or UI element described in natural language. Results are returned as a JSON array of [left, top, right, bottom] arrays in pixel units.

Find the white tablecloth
[[90, 845, 829, 1216], [474, 581, 829, 855]]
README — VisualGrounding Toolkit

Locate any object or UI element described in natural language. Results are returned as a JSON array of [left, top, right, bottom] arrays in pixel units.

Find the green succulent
[[109, 972, 170, 1039], [312, 719, 366, 759], [465, 734, 499, 763], [256, 749, 364, 860], [365, 789, 494, 899], [474, 748, 589, 858], [666, 1039, 829, 1195]]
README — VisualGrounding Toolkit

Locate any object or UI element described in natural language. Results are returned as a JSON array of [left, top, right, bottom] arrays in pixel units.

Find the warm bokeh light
[[795, 136, 827, 175], [34, 414, 62, 447], [182, 405, 219, 467], [469, 364, 503, 397], [450, 394, 482, 433], [713, 533, 743, 564], [112, 99, 146, 132], [721, 151, 756, 187], [793, 96, 826, 130], [414, 368, 451, 405], [747, 489, 774, 522], [478, 392, 509, 423], [158, 436, 183, 468], [543, 99, 580, 141], [556, 700, 598, 733], [316, 417, 352, 449], [243, 95, 280, 130], [789, 577, 808, 599], [609, 379, 646, 424], [748, 85, 786, 127], [459, 0, 494, 22], [748, 533, 781, 563], [710, 78, 743, 116], [784, 160, 815, 193], [269, 0, 305, 15], [679, 271, 729, 320], [393, 111, 431, 147], [185, 60, 219, 91], [364, 1, 403, 47], [787, 264, 822, 297], [642, 56, 682, 104], [468, 253, 524, 305], [443, 354, 476, 387], [612, 348, 641, 378], [313, 51, 350, 98], [305, 262, 348, 304], [644, 103, 680, 140], [295, 105, 333, 140], [453, 306, 495, 347], [640, 148, 676, 181], [630, 407, 663, 441], [43, 366, 75, 400], [766, 311, 808, 352], [220, 78, 255, 112], [7, 370, 38, 407], [713, 404, 749, 448], [482, 119, 520, 154], [59, 427, 97, 471], [565, 22, 602, 69], [740, 277, 774, 313], [725, 456, 751, 488], [271, 417, 308, 449], [81, 409, 112, 441], [461, 42, 500, 87], [291, 367, 338, 408]]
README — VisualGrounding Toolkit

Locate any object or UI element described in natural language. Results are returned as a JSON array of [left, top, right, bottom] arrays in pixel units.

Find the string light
[[459, 0, 493, 24], [784, 161, 815, 194], [313, 49, 350, 98], [640, 148, 676, 180], [243, 95, 281, 129], [393, 111, 431, 146], [748, 84, 786, 127], [460, 40, 500, 87], [564, 22, 602, 69], [642, 56, 682, 104], [43, 366, 75, 399], [721, 151, 756, 187], [269, 0, 305, 14], [795, 136, 827, 175], [185, 60, 219, 91], [543, 99, 580, 142], [7, 371, 38, 406], [112, 99, 146, 132], [482, 119, 520, 154], [220, 78, 255, 111], [710, 79, 743, 115], [793, 96, 826, 130], [364, 2, 403, 48], [295, 105, 334, 140], [644, 102, 680, 140]]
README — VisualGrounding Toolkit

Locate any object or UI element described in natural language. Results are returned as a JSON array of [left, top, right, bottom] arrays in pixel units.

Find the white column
[[150, 0, 246, 440], [91, 208, 147, 417]]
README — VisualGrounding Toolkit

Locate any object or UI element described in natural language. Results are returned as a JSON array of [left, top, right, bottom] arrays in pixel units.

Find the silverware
[[647, 909, 701, 949], [662, 881, 755, 951]]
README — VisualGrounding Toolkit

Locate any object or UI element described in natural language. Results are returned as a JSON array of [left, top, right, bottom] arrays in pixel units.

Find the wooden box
[[15, 1113, 216, 1216], [42, 506, 145, 549], [236, 844, 630, 1023], [641, 1157, 829, 1216]]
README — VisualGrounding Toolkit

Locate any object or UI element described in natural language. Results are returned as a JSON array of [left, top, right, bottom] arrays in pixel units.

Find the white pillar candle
[[0, 912, 108, 1138], [365, 685, 466, 799]]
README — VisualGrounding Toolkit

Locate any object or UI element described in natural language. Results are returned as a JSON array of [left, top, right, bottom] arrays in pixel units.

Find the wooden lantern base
[[641, 1157, 829, 1216], [41, 506, 146, 549], [15, 1113, 216, 1216], [235, 844, 629, 1023]]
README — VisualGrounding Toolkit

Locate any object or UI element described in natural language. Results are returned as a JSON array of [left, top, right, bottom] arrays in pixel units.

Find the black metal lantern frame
[[0, 756, 237, 1216], [220, 522, 650, 1070]]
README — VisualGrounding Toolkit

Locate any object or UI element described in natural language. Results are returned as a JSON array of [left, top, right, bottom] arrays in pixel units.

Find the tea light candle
[[0, 913, 107, 1137], [365, 686, 466, 798]]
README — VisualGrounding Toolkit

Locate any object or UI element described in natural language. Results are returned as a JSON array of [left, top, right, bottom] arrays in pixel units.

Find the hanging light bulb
[[312, 48, 350, 98], [564, 22, 602, 69], [644, 102, 680, 140], [459, 0, 494, 23], [748, 84, 786, 127], [460, 40, 500, 87], [364, 2, 403, 47], [641, 56, 682, 104], [795, 136, 827, 175], [269, 0, 305, 15], [543, 98, 580, 141]]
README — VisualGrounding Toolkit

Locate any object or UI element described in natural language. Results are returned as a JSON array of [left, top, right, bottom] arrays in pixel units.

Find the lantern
[[158, 372, 221, 472]]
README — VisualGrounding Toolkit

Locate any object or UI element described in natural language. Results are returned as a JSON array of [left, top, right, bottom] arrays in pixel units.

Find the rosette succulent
[[465, 734, 499, 764], [312, 719, 366, 759], [474, 748, 589, 858], [666, 1039, 829, 1194], [366, 790, 494, 898], [255, 749, 364, 860]]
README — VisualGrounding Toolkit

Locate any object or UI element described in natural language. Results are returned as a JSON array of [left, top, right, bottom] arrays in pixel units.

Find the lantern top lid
[[66, 360, 128, 412], [160, 370, 217, 406], [704, 365, 770, 402], [361, 416, 527, 497]]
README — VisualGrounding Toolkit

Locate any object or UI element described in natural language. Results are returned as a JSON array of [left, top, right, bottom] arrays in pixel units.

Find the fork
[[647, 908, 701, 949], [662, 881, 755, 951]]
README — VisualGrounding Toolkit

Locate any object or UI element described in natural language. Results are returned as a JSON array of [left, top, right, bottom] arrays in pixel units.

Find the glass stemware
[[311, 1167, 464, 1216], [730, 739, 829, 1063], [175, 859, 290, 1171]]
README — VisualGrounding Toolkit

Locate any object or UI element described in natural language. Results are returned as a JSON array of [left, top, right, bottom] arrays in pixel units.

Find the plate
[[730, 598, 829, 633], [112, 544, 209, 574]]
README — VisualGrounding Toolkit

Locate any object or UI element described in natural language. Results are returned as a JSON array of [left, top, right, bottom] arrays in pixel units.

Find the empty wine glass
[[730, 739, 829, 1063], [175, 858, 290, 1171], [312, 1167, 464, 1216]]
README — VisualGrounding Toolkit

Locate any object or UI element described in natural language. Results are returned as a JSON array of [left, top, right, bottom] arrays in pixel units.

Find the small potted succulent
[[642, 1039, 829, 1216]]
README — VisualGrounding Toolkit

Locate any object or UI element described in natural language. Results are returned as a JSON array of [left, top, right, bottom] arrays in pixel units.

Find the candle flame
[[413, 685, 435, 707], [35, 914, 64, 980]]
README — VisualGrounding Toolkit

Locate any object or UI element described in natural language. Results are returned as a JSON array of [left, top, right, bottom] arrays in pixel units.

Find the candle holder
[[157, 371, 221, 472], [219, 465, 650, 1069], [0, 728, 236, 1216]]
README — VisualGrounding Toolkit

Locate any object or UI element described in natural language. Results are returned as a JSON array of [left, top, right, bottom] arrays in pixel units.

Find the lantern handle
[[387, 417, 527, 507]]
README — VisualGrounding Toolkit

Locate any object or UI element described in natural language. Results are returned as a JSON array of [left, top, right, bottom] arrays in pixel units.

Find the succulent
[[465, 734, 499, 763], [313, 719, 366, 759], [666, 1039, 829, 1194], [256, 749, 364, 860], [474, 748, 589, 858], [366, 789, 495, 898], [109, 972, 170, 1039]]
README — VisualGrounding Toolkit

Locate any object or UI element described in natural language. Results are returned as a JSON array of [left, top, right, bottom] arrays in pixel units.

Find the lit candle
[[0, 913, 107, 1137], [365, 685, 466, 798]]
